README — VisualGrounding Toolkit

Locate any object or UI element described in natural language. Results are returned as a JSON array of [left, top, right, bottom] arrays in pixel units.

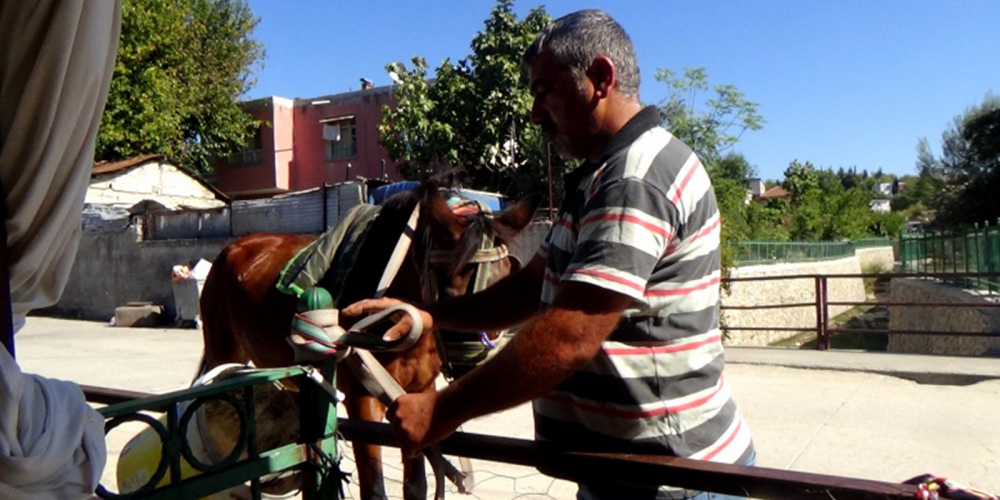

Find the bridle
[[420, 198, 514, 379], [286, 196, 514, 377]]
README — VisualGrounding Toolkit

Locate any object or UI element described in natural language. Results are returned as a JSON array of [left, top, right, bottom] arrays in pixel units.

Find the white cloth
[[0, 0, 122, 332], [0, 1, 121, 498], [0, 347, 107, 500]]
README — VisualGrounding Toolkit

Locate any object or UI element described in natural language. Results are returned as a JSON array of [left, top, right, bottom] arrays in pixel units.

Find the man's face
[[527, 50, 597, 160]]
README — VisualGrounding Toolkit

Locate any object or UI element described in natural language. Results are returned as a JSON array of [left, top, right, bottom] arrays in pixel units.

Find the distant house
[[746, 178, 766, 197], [756, 185, 790, 204], [870, 198, 891, 213], [873, 182, 893, 196], [89, 154, 228, 209]]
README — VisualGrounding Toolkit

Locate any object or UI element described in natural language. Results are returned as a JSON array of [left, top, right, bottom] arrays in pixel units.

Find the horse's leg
[[402, 452, 429, 500], [344, 393, 389, 500]]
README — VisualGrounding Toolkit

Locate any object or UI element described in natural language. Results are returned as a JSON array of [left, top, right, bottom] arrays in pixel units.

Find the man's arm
[[342, 254, 547, 337], [429, 254, 546, 332], [386, 281, 632, 457]]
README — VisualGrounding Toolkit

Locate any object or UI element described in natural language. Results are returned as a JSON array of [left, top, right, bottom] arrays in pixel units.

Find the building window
[[229, 125, 263, 166], [323, 116, 357, 160]]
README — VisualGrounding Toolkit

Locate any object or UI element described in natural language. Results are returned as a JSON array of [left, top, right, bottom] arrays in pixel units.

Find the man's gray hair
[[523, 10, 640, 98]]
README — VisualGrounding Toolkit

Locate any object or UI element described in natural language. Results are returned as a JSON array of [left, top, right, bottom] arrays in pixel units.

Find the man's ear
[[588, 56, 616, 99]]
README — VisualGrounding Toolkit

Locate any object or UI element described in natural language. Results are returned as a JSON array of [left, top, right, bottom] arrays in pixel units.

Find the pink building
[[215, 83, 401, 198]]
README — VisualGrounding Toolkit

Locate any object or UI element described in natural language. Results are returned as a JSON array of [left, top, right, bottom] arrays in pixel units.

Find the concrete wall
[[856, 246, 895, 271], [44, 224, 232, 321], [888, 279, 1000, 356], [722, 256, 867, 346]]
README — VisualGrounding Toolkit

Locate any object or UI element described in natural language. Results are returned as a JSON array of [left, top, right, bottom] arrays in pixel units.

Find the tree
[[712, 152, 757, 182], [379, 0, 560, 199], [790, 184, 873, 241], [657, 67, 765, 279], [782, 160, 819, 200], [869, 211, 906, 238], [918, 94, 1000, 227], [656, 67, 764, 167], [96, 0, 264, 174]]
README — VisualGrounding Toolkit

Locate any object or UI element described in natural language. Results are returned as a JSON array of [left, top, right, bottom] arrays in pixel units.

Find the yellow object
[[116, 365, 248, 500], [117, 413, 192, 491]]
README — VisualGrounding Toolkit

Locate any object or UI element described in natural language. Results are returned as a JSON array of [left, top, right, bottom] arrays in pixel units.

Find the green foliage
[[656, 68, 765, 166], [869, 211, 906, 238], [712, 152, 757, 182], [782, 160, 819, 200], [379, 0, 564, 199], [918, 94, 1000, 228], [704, 153, 759, 291], [746, 201, 790, 241], [790, 184, 873, 241], [96, 0, 264, 174]]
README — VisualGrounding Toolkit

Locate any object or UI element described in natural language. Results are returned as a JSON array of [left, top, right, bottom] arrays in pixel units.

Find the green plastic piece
[[298, 287, 334, 312]]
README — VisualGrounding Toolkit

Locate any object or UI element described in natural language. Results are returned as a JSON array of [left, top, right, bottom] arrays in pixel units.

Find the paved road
[[13, 317, 1000, 499]]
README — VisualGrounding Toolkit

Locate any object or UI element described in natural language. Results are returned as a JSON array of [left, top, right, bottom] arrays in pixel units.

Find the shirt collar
[[564, 105, 662, 192]]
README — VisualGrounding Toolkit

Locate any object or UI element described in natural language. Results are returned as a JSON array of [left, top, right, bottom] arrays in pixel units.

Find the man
[[344, 9, 754, 499]]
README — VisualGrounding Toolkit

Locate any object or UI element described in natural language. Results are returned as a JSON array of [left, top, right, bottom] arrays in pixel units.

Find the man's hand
[[341, 298, 434, 341], [386, 391, 460, 458]]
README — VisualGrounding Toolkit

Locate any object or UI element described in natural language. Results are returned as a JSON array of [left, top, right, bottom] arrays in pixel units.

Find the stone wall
[[888, 279, 1000, 356], [722, 256, 867, 346], [856, 246, 895, 271]]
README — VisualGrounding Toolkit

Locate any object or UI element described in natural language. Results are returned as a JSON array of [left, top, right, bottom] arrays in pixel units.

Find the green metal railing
[[94, 364, 340, 500], [731, 241, 856, 266], [899, 221, 1000, 292], [852, 237, 892, 249]]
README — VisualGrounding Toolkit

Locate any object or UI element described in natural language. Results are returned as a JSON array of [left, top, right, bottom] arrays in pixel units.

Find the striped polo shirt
[[534, 107, 754, 497]]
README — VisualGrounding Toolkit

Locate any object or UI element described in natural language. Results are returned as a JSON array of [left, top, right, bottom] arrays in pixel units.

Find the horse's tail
[[193, 245, 245, 384]]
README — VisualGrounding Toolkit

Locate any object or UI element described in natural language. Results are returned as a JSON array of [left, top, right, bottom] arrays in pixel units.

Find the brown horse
[[196, 181, 538, 500]]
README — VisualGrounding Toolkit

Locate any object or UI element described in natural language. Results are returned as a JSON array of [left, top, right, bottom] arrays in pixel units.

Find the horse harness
[[277, 197, 509, 496], [282, 197, 512, 385], [424, 199, 513, 379]]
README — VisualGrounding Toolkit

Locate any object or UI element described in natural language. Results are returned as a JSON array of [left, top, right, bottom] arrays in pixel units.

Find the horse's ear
[[417, 182, 464, 242], [494, 194, 542, 234]]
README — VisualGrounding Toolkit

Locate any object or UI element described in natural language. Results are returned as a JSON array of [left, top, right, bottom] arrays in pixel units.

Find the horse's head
[[407, 180, 540, 306]]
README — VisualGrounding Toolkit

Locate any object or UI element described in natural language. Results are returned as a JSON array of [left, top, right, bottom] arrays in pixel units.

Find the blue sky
[[245, 0, 999, 181]]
